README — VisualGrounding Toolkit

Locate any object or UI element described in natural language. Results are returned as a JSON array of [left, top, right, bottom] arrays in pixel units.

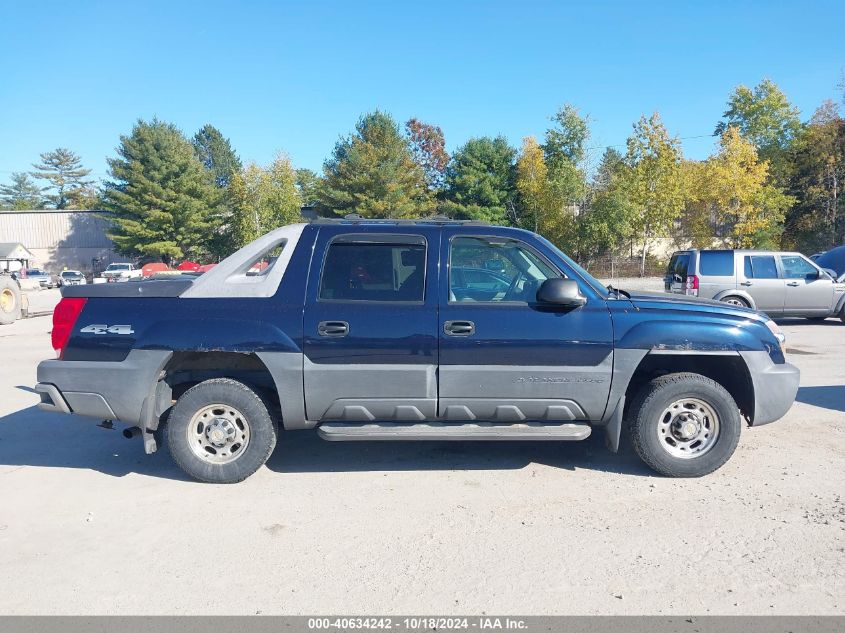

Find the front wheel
[[167, 378, 278, 483], [628, 372, 741, 477]]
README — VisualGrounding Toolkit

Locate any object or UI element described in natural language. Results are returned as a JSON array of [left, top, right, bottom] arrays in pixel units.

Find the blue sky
[[1, 0, 843, 184]]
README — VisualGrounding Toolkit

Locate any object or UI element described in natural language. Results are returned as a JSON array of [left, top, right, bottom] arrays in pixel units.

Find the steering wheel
[[502, 273, 524, 302]]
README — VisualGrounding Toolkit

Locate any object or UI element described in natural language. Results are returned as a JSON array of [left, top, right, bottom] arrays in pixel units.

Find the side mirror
[[536, 278, 586, 308], [822, 268, 837, 280]]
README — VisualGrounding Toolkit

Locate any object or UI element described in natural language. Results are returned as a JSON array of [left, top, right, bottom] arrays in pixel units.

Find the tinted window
[[780, 255, 817, 279], [699, 251, 735, 276], [815, 245, 845, 277], [744, 255, 778, 279], [450, 237, 556, 303], [320, 241, 426, 302]]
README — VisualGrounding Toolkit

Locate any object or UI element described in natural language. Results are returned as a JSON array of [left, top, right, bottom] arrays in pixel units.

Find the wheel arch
[[712, 289, 756, 309], [622, 352, 755, 424]]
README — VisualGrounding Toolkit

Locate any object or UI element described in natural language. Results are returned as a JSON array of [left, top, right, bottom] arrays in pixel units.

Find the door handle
[[317, 321, 349, 337], [740, 281, 753, 286], [786, 282, 800, 287], [444, 320, 475, 336]]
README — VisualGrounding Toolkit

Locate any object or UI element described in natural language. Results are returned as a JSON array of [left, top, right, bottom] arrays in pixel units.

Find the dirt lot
[[0, 306, 842, 615]]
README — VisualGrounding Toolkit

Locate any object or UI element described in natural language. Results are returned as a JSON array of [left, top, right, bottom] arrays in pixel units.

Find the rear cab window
[[319, 236, 426, 303]]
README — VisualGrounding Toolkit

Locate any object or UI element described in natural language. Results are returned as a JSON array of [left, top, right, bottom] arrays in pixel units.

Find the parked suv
[[665, 249, 845, 321]]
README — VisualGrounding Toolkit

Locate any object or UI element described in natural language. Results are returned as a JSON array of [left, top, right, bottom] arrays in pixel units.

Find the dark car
[[815, 246, 845, 281], [36, 218, 799, 483]]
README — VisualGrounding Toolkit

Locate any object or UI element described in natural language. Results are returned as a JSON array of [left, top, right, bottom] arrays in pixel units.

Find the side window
[[319, 239, 426, 302], [666, 253, 689, 280], [780, 255, 817, 279], [699, 251, 734, 276], [744, 255, 778, 279], [450, 236, 557, 303]]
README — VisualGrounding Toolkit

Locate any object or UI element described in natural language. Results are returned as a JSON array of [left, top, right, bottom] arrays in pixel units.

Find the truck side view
[[35, 218, 800, 483]]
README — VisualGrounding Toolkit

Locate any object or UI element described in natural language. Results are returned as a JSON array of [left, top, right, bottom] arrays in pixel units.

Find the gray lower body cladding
[[36, 350, 172, 425], [739, 351, 800, 426]]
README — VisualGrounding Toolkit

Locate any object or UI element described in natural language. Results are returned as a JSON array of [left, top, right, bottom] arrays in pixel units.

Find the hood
[[623, 290, 768, 322]]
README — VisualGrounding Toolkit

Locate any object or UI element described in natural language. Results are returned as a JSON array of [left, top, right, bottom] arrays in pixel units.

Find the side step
[[317, 421, 592, 442]]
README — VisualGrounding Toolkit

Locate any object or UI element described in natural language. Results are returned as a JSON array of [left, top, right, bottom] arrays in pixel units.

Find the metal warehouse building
[[0, 210, 117, 273]]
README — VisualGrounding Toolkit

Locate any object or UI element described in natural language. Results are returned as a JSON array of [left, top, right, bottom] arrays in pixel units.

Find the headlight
[[765, 319, 786, 355]]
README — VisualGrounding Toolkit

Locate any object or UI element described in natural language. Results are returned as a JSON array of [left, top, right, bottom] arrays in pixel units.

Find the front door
[[779, 254, 834, 316], [741, 254, 784, 315], [437, 231, 614, 422], [303, 228, 439, 422]]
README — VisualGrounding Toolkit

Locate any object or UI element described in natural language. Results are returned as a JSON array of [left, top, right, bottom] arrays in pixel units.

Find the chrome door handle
[[787, 282, 800, 287], [444, 320, 475, 336], [740, 281, 753, 286], [318, 321, 349, 337]]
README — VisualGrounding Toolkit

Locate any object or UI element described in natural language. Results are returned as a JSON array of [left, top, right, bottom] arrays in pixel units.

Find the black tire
[[0, 276, 22, 325], [628, 372, 742, 477], [166, 378, 278, 483], [720, 296, 749, 308]]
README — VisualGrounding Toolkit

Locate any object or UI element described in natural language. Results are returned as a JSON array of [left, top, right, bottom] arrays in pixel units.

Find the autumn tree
[[31, 148, 93, 209], [443, 136, 516, 224], [229, 155, 302, 248], [102, 119, 220, 264], [406, 118, 449, 191], [515, 136, 549, 233], [319, 111, 430, 218], [624, 113, 686, 275], [0, 172, 44, 210], [715, 79, 802, 182]]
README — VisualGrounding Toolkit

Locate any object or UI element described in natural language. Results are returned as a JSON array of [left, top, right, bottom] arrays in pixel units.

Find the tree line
[[1, 77, 843, 269]]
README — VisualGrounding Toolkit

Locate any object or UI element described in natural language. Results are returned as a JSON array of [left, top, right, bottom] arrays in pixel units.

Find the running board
[[317, 421, 592, 441]]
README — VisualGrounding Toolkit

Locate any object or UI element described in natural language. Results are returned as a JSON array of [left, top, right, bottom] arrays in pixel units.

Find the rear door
[[303, 227, 440, 422], [696, 250, 736, 300], [779, 254, 834, 316], [740, 254, 784, 315], [437, 229, 614, 422]]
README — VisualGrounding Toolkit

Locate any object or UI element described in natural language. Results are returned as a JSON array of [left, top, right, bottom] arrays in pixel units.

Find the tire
[[166, 378, 278, 483], [628, 372, 742, 477], [0, 276, 22, 325], [720, 296, 749, 308]]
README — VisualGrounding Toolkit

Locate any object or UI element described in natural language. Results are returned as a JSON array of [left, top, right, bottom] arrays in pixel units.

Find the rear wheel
[[628, 372, 742, 477], [0, 277, 21, 325], [166, 378, 278, 483], [720, 296, 749, 308]]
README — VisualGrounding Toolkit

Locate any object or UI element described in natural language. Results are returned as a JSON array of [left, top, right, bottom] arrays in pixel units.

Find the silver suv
[[665, 249, 845, 321]]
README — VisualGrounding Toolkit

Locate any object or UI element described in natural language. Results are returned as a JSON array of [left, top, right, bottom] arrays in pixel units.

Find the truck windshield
[[534, 235, 610, 298], [106, 264, 130, 271]]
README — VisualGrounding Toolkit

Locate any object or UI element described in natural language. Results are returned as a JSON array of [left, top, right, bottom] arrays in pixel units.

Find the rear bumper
[[35, 350, 172, 424], [740, 351, 800, 426]]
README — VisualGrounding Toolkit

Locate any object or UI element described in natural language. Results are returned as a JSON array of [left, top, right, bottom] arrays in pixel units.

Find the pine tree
[[192, 125, 242, 188], [443, 136, 516, 224], [0, 172, 44, 210], [30, 148, 93, 209], [319, 111, 430, 218], [102, 119, 221, 264]]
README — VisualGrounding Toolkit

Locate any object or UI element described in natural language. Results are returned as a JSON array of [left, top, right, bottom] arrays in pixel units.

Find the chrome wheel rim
[[657, 397, 720, 459], [0, 288, 15, 313], [187, 404, 250, 464]]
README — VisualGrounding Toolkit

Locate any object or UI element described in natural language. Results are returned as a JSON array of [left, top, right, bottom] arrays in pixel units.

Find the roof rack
[[310, 213, 489, 226]]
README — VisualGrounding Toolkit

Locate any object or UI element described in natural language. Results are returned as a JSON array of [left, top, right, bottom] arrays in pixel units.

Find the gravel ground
[[0, 303, 842, 615]]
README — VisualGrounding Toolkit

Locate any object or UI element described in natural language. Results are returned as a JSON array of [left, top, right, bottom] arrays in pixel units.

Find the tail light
[[685, 274, 699, 297], [52, 298, 87, 358]]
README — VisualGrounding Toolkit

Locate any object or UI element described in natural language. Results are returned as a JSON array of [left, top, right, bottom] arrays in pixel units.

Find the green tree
[[406, 118, 449, 191], [715, 79, 802, 182], [319, 111, 430, 218], [30, 148, 93, 209], [230, 155, 302, 248], [102, 119, 220, 264], [624, 113, 686, 275], [295, 168, 321, 207], [785, 101, 845, 251], [443, 136, 516, 224], [192, 124, 242, 188], [0, 172, 44, 209]]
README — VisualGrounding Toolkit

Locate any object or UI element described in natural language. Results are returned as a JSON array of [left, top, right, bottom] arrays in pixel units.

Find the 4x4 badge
[[80, 324, 135, 335]]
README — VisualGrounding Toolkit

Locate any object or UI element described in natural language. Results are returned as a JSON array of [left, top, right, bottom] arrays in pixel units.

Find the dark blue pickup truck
[[35, 218, 800, 483]]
